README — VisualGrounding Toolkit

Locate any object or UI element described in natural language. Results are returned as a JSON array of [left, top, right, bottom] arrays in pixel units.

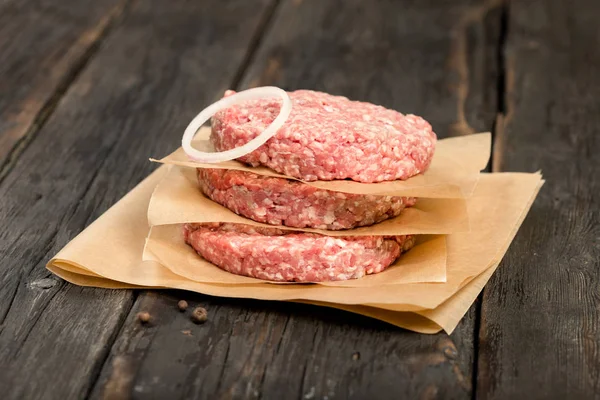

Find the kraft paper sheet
[[148, 166, 470, 236], [152, 127, 491, 198], [47, 166, 543, 333]]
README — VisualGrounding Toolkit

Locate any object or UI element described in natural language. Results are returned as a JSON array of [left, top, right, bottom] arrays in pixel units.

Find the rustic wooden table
[[1, 0, 598, 399]]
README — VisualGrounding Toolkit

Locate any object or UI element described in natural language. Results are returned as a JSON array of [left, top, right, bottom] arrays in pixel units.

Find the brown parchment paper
[[151, 127, 491, 198], [47, 256, 500, 334], [144, 169, 543, 307], [143, 225, 447, 287], [148, 166, 470, 235], [47, 165, 543, 334]]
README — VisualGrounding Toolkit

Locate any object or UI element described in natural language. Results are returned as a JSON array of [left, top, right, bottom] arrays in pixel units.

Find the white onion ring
[[182, 86, 291, 163]]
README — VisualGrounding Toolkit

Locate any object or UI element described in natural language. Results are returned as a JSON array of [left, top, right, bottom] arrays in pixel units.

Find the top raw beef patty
[[211, 90, 437, 183]]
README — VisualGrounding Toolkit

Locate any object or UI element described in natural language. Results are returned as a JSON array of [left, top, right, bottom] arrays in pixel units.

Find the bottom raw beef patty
[[197, 169, 416, 230], [183, 223, 415, 282]]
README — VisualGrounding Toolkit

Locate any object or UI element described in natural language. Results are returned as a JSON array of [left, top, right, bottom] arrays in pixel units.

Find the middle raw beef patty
[[197, 169, 416, 230], [184, 223, 415, 282]]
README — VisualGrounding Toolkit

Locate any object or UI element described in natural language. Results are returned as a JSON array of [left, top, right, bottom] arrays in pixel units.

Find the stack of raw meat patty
[[184, 90, 437, 282]]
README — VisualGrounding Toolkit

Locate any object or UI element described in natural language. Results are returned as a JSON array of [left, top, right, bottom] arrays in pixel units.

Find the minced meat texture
[[197, 168, 416, 230], [184, 223, 415, 282], [211, 90, 436, 183]]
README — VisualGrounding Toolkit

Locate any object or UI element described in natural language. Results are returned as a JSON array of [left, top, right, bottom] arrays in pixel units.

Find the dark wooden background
[[1, 0, 598, 399]]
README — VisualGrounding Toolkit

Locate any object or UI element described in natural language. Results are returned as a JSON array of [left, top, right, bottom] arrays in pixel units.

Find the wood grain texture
[[92, 1, 501, 399], [243, 0, 502, 138], [93, 292, 478, 400], [477, 0, 600, 398], [0, 0, 276, 398], [0, 0, 129, 175]]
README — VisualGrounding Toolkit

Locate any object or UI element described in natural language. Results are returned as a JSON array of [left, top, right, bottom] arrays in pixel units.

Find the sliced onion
[[181, 86, 292, 163]]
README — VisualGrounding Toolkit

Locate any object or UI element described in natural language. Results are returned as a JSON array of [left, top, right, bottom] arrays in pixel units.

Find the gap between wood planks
[[472, 1, 509, 399], [0, 0, 134, 185], [229, 0, 282, 91]]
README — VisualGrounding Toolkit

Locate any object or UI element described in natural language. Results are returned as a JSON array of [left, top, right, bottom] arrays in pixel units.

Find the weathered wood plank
[[0, 0, 277, 398], [93, 1, 502, 399], [478, 0, 600, 398], [93, 292, 479, 400], [0, 0, 129, 175], [244, 0, 502, 138]]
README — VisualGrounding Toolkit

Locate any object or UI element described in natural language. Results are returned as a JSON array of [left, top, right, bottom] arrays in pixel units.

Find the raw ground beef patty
[[211, 90, 436, 182], [197, 169, 417, 230], [183, 223, 415, 282]]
